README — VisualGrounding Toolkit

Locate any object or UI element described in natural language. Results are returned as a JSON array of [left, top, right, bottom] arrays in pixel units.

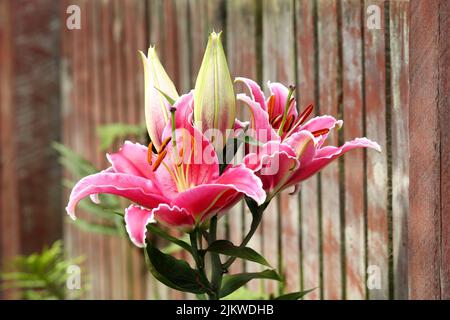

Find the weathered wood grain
[[409, 0, 447, 300], [262, 0, 296, 296], [364, 0, 389, 300], [439, 0, 450, 301], [317, 0, 342, 300], [389, 0, 409, 300], [341, 0, 366, 300], [295, 0, 320, 300], [226, 0, 259, 275], [0, 0, 20, 299]]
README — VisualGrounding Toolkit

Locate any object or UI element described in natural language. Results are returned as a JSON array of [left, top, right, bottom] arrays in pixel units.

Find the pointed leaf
[[207, 240, 271, 267], [220, 269, 282, 298], [146, 224, 192, 254], [273, 288, 316, 300], [144, 242, 209, 294]]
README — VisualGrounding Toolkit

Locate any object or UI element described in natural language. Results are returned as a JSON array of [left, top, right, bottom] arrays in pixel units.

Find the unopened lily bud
[[193, 31, 236, 152], [139, 46, 179, 149]]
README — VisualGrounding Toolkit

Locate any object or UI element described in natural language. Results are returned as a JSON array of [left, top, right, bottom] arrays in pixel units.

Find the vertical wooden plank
[[80, 0, 98, 300], [262, 0, 296, 296], [88, 0, 107, 299], [67, 0, 84, 298], [317, 0, 342, 300], [226, 0, 259, 275], [59, 0, 74, 297], [341, 0, 366, 300], [364, 0, 389, 300], [129, 0, 148, 300], [409, 0, 445, 300], [438, 0, 450, 300], [389, 0, 409, 300], [0, 0, 20, 299], [295, 0, 320, 300]]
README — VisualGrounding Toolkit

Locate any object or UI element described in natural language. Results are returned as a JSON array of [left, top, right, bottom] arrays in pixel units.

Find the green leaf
[[238, 134, 264, 147], [144, 243, 209, 294], [96, 123, 145, 151], [161, 234, 190, 255], [273, 288, 316, 300], [154, 87, 176, 105], [146, 224, 192, 254], [69, 218, 121, 236], [221, 287, 268, 300], [220, 269, 282, 298], [207, 240, 271, 268]]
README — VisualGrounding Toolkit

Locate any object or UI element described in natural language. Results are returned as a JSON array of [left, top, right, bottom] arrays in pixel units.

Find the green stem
[[209, 215, 222, 299], [223, 200, 269, 270], [189, 230, 212, 298]]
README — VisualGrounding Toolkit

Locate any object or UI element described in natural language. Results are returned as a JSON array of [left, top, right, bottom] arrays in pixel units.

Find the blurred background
[[1, 0, 445, 300]]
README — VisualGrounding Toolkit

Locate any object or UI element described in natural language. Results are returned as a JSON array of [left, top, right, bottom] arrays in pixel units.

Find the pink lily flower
[[236, 77, 381, 200], [66, 92, 266, 247]]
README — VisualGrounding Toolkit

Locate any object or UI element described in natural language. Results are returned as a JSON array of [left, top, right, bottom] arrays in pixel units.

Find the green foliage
[[96, 123, 145, 151], [207, 240, 271, 268], [0, 241, 86, 300], [145, 242, 210, 295], [273, 288, 316, 300], [219, 270, 282, 299], [53, 141, 125, 237]]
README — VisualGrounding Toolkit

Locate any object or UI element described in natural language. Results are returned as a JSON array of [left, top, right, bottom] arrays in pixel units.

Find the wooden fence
[[1, 0, 448, 300]]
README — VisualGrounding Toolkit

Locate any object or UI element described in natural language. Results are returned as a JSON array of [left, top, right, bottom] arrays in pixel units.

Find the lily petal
[[125, 205, 155, 247], [107, 141, 155, 180], [66, 172, 167, 220], [268, 82, 298, 118], [237, 93, 279, 143], [174, 164, 266, 221], [152, 203, 195, 231], [288, 137, 381, 185], [244, 141, 299, 194], [235, 77, 267, 111]]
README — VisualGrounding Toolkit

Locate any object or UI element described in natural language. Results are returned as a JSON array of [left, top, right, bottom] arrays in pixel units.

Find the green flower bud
[[194, 31, 236, 152]]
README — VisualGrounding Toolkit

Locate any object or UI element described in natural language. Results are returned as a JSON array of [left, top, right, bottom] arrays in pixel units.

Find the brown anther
[[147, 142, 153, 165], [179, 147, 184, 158], [271, 114, 283, 128], [267, 95, 275, 120], [152, 149, 167, 171], [297, 103, 314, 125], [158, 136, 172, 153], [311, 128, 330, 137], [284, 114, 295, 132]]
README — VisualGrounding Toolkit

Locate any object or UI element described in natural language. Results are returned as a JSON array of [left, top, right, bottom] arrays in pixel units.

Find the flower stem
[[189, 230, 212, 298], [209, 215, 222, 299], [223, 199, 269, 270]]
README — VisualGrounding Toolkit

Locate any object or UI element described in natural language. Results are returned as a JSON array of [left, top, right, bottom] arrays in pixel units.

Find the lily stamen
[[147, 142, 153, 165], [152, 149, 167, 171], [284, 104, 314, 139], [311, 128, 330, 137], [277, 85, 296, 135], [158, 136, 171, 153]]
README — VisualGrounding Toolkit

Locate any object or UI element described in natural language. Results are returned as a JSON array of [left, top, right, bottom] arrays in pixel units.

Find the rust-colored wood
[[0, 0, 20, 299], [341, 0, 366, 300], [364, 0, 389, 300], [389, 0, 409, 300], [226, 0, 259, 275], [317, 0, 342, 300], [262, 0, 296, 295], [439, 0, 450, 300], [409, 0, 449, 300], [296, 0, 320, 300]]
